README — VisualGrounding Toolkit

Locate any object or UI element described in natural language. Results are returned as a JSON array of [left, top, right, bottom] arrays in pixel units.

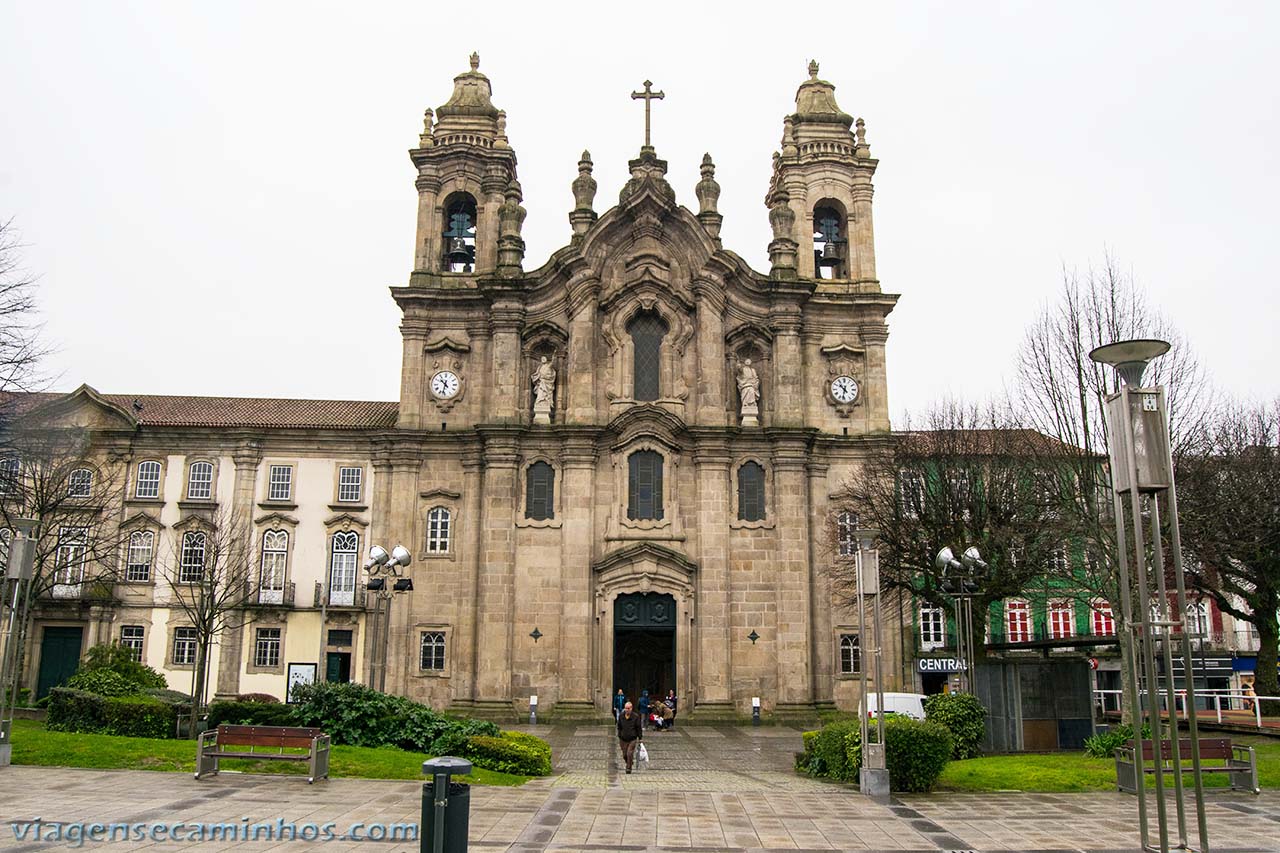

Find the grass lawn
[[936, 733, 1280, 793], [8, 719, 531, 786]]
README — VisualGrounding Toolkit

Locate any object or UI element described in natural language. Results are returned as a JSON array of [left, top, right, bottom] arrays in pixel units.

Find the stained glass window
[[628, 310, 668, 401], [627, 450, 663, 520], [526, 461, 555, 520], [738, 461, 765, 521]]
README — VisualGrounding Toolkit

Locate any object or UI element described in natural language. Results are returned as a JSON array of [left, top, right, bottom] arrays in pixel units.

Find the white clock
[[830, 375, 859, 404], [431, 371, 461, 399]]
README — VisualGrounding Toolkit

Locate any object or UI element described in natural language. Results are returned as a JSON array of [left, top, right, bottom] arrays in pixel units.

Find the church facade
[[15, 58, 906, 718]]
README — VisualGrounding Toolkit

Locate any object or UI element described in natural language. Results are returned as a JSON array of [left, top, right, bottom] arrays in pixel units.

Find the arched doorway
[[613, 592, 676, 703]]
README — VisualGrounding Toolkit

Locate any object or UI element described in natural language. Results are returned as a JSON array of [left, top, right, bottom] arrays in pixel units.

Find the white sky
[[3, 1, 1277, 418]]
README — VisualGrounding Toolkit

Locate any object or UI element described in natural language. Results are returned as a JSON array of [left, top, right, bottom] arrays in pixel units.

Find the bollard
[[530, 694, 537, 726], [752, 696, 761, 727], [421, 757, 472, 853]]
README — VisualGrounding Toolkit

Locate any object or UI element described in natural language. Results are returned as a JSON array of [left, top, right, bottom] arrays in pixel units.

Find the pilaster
[[383, 449, 422, 695], [487, 301, 526, 423], [214, 440, 261, 699], [861, 325, 891, 432], [769, 306, 805, 427], [691, 432, 732, 708], [474, 427, 522, 702], [806, 460, 835, 705], [398, 319, 429, 429], [693, 280, 727, 426], [457, 449, 484, 703], [558, 432, 598, 707], [565, 281, 600, 425], [770, 432, 813, 707]]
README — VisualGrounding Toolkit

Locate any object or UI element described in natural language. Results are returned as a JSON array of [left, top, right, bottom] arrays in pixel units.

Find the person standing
[[665, 689, 677, 729], [616, 701, 643, 773], [638, 689, 650, 729], [613, 688, 626, 720]]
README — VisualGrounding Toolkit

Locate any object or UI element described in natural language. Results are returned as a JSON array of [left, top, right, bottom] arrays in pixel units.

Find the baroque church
[[15, 56, 905, 719]]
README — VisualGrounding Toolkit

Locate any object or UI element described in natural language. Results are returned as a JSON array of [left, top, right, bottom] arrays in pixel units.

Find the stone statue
[[737, 358, 760, 426], [531, 356, 556, 424]]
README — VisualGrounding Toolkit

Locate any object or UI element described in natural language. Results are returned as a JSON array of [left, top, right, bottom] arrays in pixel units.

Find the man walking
[[616, 700, 643, 774]]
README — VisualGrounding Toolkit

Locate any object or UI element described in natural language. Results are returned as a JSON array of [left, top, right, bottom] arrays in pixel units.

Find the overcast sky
[[2, 1, 1276, 419]]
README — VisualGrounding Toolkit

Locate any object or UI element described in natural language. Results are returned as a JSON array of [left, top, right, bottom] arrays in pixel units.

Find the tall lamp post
[[1090, 338, 1208, 853], [936, 546, 987, 694], [856, 529, 889, 799], [0, 518, 39, 768], [363, 545, 413, 693]]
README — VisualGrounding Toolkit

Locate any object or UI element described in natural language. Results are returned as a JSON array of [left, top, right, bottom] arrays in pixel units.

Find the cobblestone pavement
[[1, 721, 1278, 852]]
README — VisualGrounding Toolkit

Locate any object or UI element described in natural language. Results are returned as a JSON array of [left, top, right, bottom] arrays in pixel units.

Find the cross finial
[[630, 79, 665, 151], [469, 52, 480, 71], [808, 59, 819, 79]]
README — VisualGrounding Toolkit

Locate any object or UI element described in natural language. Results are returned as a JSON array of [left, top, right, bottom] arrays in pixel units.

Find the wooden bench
[[1115, 737, 1258, 794], [195, 724, 330, 784]]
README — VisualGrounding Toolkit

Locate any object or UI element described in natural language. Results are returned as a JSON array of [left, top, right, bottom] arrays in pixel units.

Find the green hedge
[[206, 700, 298, 728], [923, 692, 986, 759], [802, 719, 860, 781], [77, 643, 167, 691], [65, 669, 139, 697], [464, 731, 552, 776], [799, 716, 953, 792], [1083, 722, 1151, 759], [47, 688, 177, 739]]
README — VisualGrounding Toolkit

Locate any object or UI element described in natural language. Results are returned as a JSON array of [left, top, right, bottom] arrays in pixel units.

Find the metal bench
[[195, 724, 330, 784], [1115, 737, 1258, 794]]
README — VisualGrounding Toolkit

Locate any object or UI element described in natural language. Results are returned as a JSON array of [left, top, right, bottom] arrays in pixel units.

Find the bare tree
[[155, 506, 258, 712], [0, 419, 128, 696], [827, 401, 1068, 660], [1176, 398, 1280, 710], [1015, 253, 1212, 720], [0, 218, 50, 403]]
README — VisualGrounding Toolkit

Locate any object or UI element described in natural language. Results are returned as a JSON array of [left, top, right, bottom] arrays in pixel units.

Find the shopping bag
[[637, 742, 649, 764]]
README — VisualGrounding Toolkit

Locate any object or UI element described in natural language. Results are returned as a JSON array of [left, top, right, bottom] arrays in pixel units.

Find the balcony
[[246, 580, 295, 607], [314, 581, 366, 609], [43, 580, 117, 603]]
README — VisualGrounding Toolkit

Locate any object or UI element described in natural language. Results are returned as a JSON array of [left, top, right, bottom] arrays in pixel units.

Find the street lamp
[[935, 545, 987, 694], [364, 545, 412, 693], [0, 517, 39, 768], [1091, 337, 1208, 853], [855, 529, 889, 800]]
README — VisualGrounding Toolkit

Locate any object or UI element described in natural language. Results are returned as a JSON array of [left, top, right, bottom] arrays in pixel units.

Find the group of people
[[613, 688, 677, 773]]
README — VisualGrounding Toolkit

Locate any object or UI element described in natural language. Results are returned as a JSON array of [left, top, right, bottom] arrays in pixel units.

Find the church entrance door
[[613, 592, 676, 705]]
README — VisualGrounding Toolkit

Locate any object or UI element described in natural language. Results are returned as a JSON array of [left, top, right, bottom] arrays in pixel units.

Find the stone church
[[15, 56, 902, 719]]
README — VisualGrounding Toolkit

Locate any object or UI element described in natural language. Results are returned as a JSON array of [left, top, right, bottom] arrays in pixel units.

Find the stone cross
[[630, 80, 665, 149]]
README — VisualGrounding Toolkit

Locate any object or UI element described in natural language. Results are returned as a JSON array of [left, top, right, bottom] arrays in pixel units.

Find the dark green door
[[613, 593, 676, 705], [325, 651, 351, 683], [36, 626, 83, 699]]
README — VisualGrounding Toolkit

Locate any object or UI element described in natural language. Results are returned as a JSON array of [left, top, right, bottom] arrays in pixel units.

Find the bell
[[449, 237, 468, 256], [822, 240, 838, 260]]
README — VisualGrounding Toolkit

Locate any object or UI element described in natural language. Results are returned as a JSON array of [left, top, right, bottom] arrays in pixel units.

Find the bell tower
[[409, 54, 518, 275], [765, 61, 877, 284]]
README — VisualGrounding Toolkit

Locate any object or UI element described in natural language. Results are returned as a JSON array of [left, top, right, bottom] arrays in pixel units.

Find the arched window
[[126, 530, 154, 582], [329, 531, 359, 606], [0, 527, 11, 574], [68, 467, 93, 498], [179, 532, 206, 583], [525, 461, 555, 520], [442, 193, 477, 272], [627, 450, 664, 520], [737, 461, 766, 522], [839, 634, 860, 674], [813, 203, 847, 279], [1186, 600, 1209, 638], [0, 457, 19, 496], [627, 310, 668, 401], [187, 461, 214, 500], [426, 507, 452, 553], [135, 461, 161, 499], [259, 530, 288, 603]]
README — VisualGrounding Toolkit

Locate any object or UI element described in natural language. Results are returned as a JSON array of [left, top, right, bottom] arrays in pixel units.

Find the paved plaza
[[1, 722, 1278, 852]]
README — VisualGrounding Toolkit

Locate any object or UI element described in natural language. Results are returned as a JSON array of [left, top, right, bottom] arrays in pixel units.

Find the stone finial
[[497, 180, 527, 275], [767, 190, 799, 276], [808, 59, 819, 80], [768, 190, 795, 241], [495, 109, 509, 149], [855, 117, 870, 158], [569, 150, 598, 241], [419, 108, 435, 147], [781, 116, 799, 158], [470, 52, 480, 71], [696, 153, 723, 245]]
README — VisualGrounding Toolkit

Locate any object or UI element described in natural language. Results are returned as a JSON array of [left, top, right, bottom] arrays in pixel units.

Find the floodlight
[[961, 546, 988, 572], [363, 545, 390, 571], [1088, 339, 1170, 387], [387, 545, 413, 569], [393, 578, 414, 592], [366, 577, 386, 591], [935, 547, 962, 574]]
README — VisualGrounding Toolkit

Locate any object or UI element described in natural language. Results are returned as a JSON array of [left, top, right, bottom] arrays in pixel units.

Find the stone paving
[[0, 721, 1277, 852]]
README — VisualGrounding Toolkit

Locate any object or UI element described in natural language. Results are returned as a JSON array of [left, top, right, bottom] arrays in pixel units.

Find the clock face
[[431, 371, 460, 399], [830, 375, 859, 404]]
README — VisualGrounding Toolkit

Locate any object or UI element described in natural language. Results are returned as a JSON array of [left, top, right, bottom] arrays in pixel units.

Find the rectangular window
[[125, 530, 154, 582], [267, 465, 293, 502], [254, 627, 282, 668], [329, 531, 359, 605], [135, 461, 161, 499], [55, 526, 89, 586], [0, 457, 19, 496], [179, 532, 206, 583], [839, 634, 860, 674], [426, 508, 451, 553], [525, 462, 555, 520], [627, 450, 664, 521], [1091, 600, 1116, 636], [1050, 545, 1069, 575], [420, 631, 446, 671], [120, 626, 145, 662], [920, 605, 946, 649], [837, 511, 859, 557], [68, 468, 93, 498], [187, 461, 214, 500], [899, 469, 925, 518], [1006, 600, 1031, 643], [737, 461, 766, 522], [327, 629, 353, 647], [1048, 599, 1074, 639], [173, 627, 198, 666], [337, 466, 363, 503]]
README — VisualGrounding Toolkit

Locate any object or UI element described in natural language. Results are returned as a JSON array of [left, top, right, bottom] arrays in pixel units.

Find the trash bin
[[421, 780, 469, 853]]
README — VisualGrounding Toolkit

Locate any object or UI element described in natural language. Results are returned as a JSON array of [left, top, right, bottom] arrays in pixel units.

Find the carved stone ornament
[[821, 343, 865, 418], [428, 356, 466, 413]]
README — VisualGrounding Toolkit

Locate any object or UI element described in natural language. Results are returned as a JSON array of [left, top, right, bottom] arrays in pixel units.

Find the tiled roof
[[897, 428, 1088, 456], [4, 391, 399, 430]]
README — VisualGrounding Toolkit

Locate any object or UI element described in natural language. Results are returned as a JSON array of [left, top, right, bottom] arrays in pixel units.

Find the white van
[[859, 692, 928, 720]]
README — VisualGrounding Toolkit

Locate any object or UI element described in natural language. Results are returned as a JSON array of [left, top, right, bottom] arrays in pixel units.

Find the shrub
[[78, 643, 167, 691], [206, 700, 298, 728], [47, 688, 176, 739], [66, 669, 139, 697], [143, 688, 195, 707], [463, 731, 552, 776], [796, 729, 820, 773], [236, 693, 280, 703], [883, 716, 953, 792], [809, 719, 860, 781], [923, 692, 987, 759], [1083, 722, 1152, 759]]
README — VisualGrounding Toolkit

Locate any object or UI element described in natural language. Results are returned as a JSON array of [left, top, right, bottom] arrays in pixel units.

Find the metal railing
[[1094, 688, 1275, 730]]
